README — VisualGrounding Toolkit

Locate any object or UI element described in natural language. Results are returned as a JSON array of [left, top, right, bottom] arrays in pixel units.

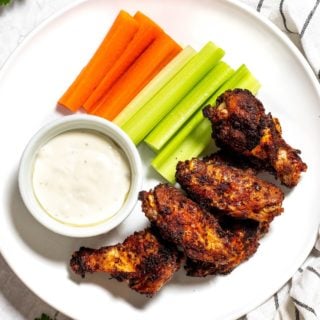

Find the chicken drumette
[[176, 154, 284, 223], [203, 89, 307, 187], [70, 228, 182, 295], [139, 184, 260, 275]]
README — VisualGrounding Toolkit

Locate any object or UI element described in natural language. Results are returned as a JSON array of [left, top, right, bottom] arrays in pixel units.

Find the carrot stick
[[58, 10, 139, 111], [57, 11, 125, 105], [138, 45, 182, 90], [83, 11, 164, 112], [89, 34, 181, 120]]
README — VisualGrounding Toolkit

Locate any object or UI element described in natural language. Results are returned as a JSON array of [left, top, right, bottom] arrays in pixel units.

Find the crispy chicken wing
[[185, 217, 260, 276], [139, 184, 230, 264], [139, 184, 260, 273], [203, 89, 307, 187], [70, 228, 182, 295], [176, 155, 284, 223]]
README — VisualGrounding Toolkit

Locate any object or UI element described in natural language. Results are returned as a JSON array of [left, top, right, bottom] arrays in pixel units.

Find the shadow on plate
[[67, 257, 214, 310], [8, 169, 116, 263], [68, 270, 154, 310]]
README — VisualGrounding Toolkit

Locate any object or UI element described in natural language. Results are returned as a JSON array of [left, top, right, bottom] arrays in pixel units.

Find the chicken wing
[[185, 217, 260, 276], [139, 184, 230, 264], [203, 89, 307, 187], [139, 184, 260, 274], [70, 228, 182, 295], [176, 155, 284, 223]]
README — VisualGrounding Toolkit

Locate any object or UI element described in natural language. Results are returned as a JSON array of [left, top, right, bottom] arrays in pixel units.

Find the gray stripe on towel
[[274, 293, 279, 309], [295, 306, 301, 320], [300, 0, 320, 38], [279, 0, 298, 34], [307, 266, 320, 278], [292, 297, 317, 316], [257, 0, 264, 12]]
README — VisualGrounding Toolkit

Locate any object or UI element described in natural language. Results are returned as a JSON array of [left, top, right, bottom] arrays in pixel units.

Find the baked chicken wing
[[185, 217, 260, 276], [176, 155, 284, 223], [203, 89, 307, 187], [139, 184, 260, 273], [70, 228, 182, 295]]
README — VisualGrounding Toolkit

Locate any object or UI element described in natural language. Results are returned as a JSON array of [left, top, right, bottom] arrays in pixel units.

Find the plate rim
[[0, 0, 320, 319]]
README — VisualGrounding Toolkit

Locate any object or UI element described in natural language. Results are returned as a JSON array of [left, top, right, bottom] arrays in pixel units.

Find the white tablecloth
[[1, 1, 319, 319]]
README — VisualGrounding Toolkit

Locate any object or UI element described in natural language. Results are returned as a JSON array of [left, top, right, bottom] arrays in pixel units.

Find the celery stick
[[151, 69, 261, 183], [152, 118, 213, 183], [206, 64, 260, 105], [122, 42, 225, 145], [113, 46, 197, 126], [144, 61, 234, 152]]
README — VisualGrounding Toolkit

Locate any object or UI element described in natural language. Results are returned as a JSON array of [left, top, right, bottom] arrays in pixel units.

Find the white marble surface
[[0, 0, 77, 68], [0, 1, 318, 320]]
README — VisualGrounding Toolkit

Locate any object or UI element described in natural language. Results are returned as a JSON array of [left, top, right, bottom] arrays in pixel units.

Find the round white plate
[[1, 0, 320, 319]]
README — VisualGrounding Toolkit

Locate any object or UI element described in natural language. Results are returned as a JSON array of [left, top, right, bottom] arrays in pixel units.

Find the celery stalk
[[151, 67, 261, 183], [144, 61, 234, 152], [113, 46, 197, 126], [206, 64, 260, 105], [152, 119, 213, 183], [122, 42, 225, 145]]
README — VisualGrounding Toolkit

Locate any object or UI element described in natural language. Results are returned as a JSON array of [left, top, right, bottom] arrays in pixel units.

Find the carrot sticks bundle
[[90, 34, 182, 120], [83, 11, 164, 111], [58, 10, 139, 112], [57, 10, 183, 122]]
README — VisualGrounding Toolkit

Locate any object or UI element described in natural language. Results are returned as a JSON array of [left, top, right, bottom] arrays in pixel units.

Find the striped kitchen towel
[[240, 0, 320, 81], [238, 2, 320, 319], [243, 248, 320, 319]]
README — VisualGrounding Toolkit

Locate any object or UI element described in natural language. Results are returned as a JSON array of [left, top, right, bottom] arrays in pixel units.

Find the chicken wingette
[[203, 89, 307, 187], [176, 155, 284, 223], [139, 184, 260, 273], [70, 228, 182, 295]]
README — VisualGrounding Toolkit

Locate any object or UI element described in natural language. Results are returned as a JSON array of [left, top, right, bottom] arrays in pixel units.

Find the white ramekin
[[18, 114, 142, 238]]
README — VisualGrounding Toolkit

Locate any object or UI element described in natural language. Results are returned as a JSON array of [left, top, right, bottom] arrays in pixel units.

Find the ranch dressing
[[32, 129, 131, 226]]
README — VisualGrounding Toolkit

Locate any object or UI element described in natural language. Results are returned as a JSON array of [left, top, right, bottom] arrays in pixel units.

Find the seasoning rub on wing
[[203, 89, 307, 187], [70, 228, 182, 295], [176, 155, 284, 223], [139, 184, 260, 274], [185, 217, 261, 276]]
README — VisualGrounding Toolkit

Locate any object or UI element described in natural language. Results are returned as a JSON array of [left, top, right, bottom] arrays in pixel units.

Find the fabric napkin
[[238, 2, 320, 319], [240, 0, 320, 80]]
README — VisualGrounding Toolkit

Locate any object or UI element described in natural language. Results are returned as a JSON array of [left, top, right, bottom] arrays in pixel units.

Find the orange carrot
[[83, 11, 164, 112], [89, 34, 182, 120], [58, 10, 139, 111], [138, 46, 182, 90]]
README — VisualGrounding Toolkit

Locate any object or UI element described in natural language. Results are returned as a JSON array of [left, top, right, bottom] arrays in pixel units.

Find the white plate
[[1, 0, 320, 319]]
